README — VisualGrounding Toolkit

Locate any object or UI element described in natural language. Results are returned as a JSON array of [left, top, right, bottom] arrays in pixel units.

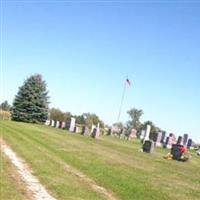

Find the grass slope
[[1, 120, 200, 200], [0, 154, 29, 200]]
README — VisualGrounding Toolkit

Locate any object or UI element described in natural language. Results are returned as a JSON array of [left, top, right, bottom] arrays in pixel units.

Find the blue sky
[[1, 1, 200, 142]]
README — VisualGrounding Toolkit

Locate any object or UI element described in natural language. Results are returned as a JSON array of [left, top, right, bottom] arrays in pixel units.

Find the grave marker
[[65, 117, 76, 132], [183, 134, 188, 146], [187, 138, 193, 149], [143, 125, 151, 144], [177, 136, 183, 145], [143, 140, 154, 153], [160, 131, 166, 143], [81, 126, 89, 135], [56, 121, 60, 128], [91, 128, 100, 138]]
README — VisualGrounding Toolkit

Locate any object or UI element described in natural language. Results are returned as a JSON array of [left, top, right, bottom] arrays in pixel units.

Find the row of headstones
[[153, 132, 192, 149], [45, 118, 101, 138], [141, 125, 193, 153], [107, 126, 137, 139]]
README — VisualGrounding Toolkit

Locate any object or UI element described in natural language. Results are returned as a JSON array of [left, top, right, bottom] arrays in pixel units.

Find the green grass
[[1, 120, 200, 200], [0, 154, 28, 200]]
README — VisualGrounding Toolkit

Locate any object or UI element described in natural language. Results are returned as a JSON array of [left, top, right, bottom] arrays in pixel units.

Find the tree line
[[0, 74, 162, 138]]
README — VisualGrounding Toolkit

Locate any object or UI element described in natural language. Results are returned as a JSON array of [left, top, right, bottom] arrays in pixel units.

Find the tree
[[64, 112, 72, 120], [112, 122, 124, 130], [127, 108, 143, 131], [50, 108, 65, 121], [80, 113, 104, 128], [0, 100, 11, 111], [11, 74, 49, 123]]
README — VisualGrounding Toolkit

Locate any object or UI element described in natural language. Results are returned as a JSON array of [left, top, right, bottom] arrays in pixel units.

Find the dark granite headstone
[[187, 139, 192, 148], [183, 134, 188, 146], [58, 121, 62, 128], [171, 144, 182, 160], [107, 128, 112, 136], [143, 140, 154, 153], [91, 128, 98, 138], [65, 117, 76, 131], [177, 136, 183, 145], [163, 136, 169, 148]]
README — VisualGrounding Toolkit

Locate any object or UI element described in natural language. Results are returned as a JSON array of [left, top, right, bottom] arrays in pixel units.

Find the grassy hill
[[1, 120, 200, 200]]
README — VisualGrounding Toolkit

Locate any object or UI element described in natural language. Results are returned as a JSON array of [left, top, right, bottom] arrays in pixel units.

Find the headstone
[[53, 120, 57, 127], [61, 121, 65, 129], [171, 144, 182, 160], [187, 139, 192, 149], [163, 136, 169, 148], [167, 136, 173, 149], [56, 121, 60, 128], [140, 130, 146, 141], [45, 120, 50, 125], [58, 121, 62, 128], [81, 126, 89, 135], [74, 126, 80, 133], [107, 128, 112, 136], [183, 134, 188, 146], [143, 125, 151, 144], [154, 132, 162, 147], [65, 117, 76, 132], [129, 128, 137, 140], [91, 128, 100, 138], [143, 140, 154, 153], [177, 136, 183, 145], [51, 120, 55, 127], [160, 131, 166, 143], [97, 123, 100, 136], [91, 124, 96, 134]]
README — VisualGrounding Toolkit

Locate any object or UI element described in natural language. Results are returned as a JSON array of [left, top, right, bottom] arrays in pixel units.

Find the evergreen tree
[[11, 74, 49, 123]]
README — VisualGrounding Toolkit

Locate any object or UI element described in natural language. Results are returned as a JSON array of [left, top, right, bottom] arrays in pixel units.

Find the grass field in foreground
[[1, 120, 200, 200], [0, 154, 28, 200]]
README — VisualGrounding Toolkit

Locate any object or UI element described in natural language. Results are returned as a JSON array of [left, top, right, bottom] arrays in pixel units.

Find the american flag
[[126, 78, 131, 86]]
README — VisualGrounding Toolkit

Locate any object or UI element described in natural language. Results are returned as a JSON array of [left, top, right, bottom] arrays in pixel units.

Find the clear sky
[[1, 1, 200, 142]]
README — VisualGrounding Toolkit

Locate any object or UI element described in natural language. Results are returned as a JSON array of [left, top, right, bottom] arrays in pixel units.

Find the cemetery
[[44, 117, 195, 163], [1, 119, 200, 200]]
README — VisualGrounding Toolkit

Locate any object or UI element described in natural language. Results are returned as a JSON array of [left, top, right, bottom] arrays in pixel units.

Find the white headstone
[[45, 120, 50, 125], [51, 120, 55, 127], [56, 121, 60, 128], [143, 125, 151, 144], [140, 130, 146, 140], [69, 117, 76, 132]]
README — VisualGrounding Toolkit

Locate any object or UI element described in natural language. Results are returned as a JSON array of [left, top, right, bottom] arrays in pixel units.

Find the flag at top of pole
[[126, 77, 131, 86]]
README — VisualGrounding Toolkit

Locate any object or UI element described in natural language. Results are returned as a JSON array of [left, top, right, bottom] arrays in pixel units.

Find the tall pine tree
[[12, 74, 49, 123]]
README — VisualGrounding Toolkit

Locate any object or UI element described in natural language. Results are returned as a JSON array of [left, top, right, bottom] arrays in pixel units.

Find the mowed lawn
[[0, 154, 29, 200], [1, 120, 200, 200]]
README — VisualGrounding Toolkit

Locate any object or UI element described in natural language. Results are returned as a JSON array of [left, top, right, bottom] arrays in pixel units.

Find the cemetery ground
[[1, 120, 200, 200]]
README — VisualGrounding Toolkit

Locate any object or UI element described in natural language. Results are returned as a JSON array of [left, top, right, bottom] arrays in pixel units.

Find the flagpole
[[117, 82, 127, 122]]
